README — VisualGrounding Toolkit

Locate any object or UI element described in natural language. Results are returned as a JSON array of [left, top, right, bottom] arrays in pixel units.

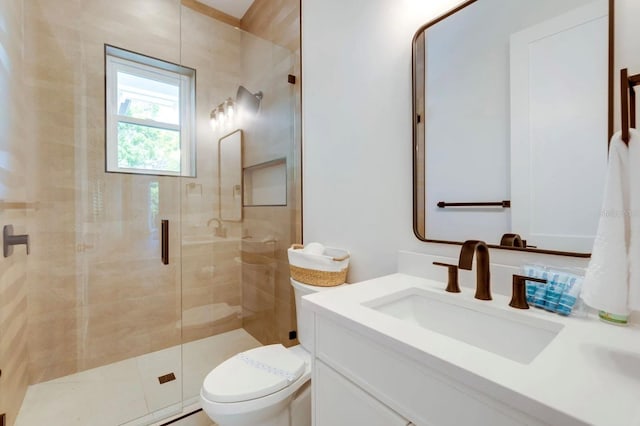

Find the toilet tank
[[291, 279, 344, 352]]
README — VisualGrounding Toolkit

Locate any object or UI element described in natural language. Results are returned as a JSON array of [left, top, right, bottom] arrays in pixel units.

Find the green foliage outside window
[[149, 181, 159, 230], [116, 102, 181, 172]]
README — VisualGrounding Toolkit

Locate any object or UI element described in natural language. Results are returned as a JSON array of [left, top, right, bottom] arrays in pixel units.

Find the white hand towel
[[582, 131, 631, 315], [628, 129, 640, 310]]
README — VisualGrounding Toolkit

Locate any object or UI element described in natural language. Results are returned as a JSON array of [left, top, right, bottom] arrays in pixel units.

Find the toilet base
[[201, 380, 310, 426], [202, 398, 289, 426]]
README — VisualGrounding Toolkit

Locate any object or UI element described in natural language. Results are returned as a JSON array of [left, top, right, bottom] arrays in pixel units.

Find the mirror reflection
[[413, 0, 611, 255], [219, 129, 243, 221]]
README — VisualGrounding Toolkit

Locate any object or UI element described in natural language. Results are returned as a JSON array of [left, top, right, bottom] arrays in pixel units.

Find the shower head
[[236, 85, 263, 114]]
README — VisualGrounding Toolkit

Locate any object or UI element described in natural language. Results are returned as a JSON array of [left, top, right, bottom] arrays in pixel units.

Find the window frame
[[104, 45, 196, 177]]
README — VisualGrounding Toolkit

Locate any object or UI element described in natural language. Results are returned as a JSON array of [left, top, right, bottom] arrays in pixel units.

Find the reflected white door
[[510, 0, 608, 253]]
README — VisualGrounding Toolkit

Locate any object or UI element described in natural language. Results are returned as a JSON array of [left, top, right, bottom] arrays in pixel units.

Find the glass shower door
[[177, 1, 301, 411], [22, 0, 185, 424], [75, 174, 184, 424]]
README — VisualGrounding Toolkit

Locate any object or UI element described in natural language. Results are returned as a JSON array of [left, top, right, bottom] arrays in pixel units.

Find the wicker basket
[[287, 243, 350, 287]]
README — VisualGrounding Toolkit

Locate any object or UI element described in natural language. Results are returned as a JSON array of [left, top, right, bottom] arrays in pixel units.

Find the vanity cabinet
[[311, 315, 548, 426], [315, 360, 411, 426], [305, 271, 640, 425]]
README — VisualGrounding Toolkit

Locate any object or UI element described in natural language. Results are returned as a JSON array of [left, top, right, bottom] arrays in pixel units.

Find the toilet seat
[[202, 344, 306, 403]]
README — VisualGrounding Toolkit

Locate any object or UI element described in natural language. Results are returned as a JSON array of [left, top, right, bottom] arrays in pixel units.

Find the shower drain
[[158, 373, 176, 384]]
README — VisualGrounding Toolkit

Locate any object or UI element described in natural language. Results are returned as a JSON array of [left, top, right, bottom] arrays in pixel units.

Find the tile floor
[[162, 410, 214, 426], [15, 328, 261, 426]]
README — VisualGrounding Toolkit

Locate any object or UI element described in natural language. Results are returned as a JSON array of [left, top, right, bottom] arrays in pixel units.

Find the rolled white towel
[[303, 242, 325, 255]]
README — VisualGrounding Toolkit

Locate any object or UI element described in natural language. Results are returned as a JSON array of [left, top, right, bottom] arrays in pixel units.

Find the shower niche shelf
[[243, 158, 287, 207]]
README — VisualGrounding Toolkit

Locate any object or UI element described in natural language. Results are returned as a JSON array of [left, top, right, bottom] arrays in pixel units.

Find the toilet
[[200, 279, 341, 426]]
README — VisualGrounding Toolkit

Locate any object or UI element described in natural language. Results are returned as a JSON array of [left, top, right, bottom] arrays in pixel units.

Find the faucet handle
[[433, 262, 461, 293], [510, 274, 547, 309]]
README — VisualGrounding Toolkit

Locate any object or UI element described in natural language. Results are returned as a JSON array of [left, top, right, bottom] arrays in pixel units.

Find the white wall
[[302, 0, 463, 281], [302, 0, 635, 283]]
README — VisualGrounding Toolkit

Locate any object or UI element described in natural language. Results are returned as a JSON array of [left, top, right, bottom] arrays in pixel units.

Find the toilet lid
[[202, 344, 306, 403]]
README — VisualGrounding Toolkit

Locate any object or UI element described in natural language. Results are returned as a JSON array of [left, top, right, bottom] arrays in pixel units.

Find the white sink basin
[[363, 287, 563, 364]]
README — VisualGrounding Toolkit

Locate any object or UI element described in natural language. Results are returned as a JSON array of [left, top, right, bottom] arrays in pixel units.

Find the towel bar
[[621, 68, 640, 145], [437, 200, 511, 208]]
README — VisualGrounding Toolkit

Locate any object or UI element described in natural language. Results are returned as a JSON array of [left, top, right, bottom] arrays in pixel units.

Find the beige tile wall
[[0, 0, 31, 424], [0, 214, 30, 426], [241, 0, 301, 55]]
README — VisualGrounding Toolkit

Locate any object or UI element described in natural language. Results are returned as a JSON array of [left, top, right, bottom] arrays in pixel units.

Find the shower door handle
[[161, 219, 169, 265]]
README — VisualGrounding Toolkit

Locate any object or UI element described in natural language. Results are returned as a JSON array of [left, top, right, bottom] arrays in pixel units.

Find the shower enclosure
[[0, 0, 301, 425]]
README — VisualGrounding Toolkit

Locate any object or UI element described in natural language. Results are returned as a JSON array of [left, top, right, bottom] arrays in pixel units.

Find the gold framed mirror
[[219, 129, 243, 221]]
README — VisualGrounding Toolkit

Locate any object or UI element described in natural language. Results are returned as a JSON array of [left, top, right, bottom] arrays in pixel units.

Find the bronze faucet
[[458, 240, 492, 300], [500, 233, 524, 248]]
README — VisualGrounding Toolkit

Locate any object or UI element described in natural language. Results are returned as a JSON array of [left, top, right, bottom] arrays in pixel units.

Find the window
[[105, 45, 196, 176]]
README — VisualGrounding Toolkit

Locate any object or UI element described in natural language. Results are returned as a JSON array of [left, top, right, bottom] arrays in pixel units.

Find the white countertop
[[302, 273, 640, 426]]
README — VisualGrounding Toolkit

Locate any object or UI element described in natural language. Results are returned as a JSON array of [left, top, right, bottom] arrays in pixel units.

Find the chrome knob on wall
[[3, 225, 30, 257]]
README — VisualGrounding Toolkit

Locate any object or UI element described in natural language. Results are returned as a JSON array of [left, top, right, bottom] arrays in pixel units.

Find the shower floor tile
[[15, 328, 261, 426]]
